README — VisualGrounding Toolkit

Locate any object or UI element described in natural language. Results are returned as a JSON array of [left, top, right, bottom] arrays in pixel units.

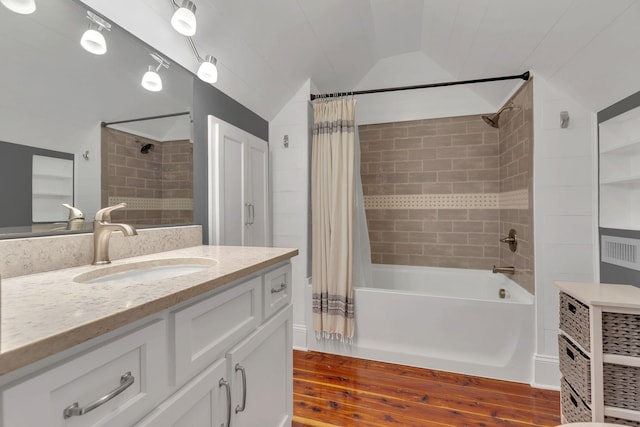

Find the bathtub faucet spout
[[492, 265, 515, 275]]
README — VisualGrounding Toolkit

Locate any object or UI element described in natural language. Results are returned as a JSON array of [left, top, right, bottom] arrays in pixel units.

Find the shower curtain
[[311, 97, 371, 342]]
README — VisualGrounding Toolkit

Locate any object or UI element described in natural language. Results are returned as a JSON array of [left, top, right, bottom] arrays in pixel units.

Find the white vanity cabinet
[[1, 260, 293, 427], [227, 305, 293, 427], [2, 320, 168, 427]]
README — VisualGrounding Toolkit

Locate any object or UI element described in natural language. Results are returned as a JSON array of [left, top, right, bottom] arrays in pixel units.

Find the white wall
[[269, 79, 312, 349], [354, 51, 498, 124], [531, 72, 597, 388]]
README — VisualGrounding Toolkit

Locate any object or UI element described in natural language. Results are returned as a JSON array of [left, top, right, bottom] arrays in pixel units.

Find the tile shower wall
[[361, 82, 535, 285], [499, 81, 535, 294], [102, 128, 193, 225], [360, 116, 502, 269]]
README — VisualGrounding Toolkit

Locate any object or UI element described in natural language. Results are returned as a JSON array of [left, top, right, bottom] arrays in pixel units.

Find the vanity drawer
[[2, 320, 167, 427], [559, 292, 590, 352], [263, 263, 292, 320], [171, 276, 262, 386], [558, 334, 591, 404]]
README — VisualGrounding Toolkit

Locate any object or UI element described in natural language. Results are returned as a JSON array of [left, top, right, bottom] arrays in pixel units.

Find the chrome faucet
[[492, 265, 515, 275], [92, 203, 137, 265]]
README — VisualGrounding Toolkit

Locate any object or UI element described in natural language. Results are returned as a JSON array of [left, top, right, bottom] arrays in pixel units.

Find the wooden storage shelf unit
[[557, 281, 640, 426]]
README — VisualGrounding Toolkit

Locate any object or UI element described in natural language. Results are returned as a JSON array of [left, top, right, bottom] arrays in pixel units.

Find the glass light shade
[[197, 57, 218, 83], [141, 67, 162, 92], [171, 6, 196, 36], [1, 0, 36, 14], [80, 29, 107, 55]]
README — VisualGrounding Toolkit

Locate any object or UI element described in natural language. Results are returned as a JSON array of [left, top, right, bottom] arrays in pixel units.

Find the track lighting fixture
[[80, 11, 111, 56], [141, 53, 169, 92], [168, 0, 219, 85], [197, 55, 218, 84], [1, 0, 36, 14], [171, 0, 197, 36]]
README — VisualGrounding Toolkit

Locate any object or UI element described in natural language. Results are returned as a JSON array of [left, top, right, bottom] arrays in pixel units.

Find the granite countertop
[[0, 245, 298, 375]]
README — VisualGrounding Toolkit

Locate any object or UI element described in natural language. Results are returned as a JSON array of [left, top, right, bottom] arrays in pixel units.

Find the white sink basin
[[74, 258, 218, 285]]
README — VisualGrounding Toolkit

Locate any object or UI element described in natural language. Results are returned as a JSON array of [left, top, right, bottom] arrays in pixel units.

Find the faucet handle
[[62, 203, 85, 221], [95, 202, 127, 222]]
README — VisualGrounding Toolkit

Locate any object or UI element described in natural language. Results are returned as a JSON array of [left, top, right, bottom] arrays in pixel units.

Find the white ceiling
[[12, 0, 640, 123], [177, 0, 640, 120]]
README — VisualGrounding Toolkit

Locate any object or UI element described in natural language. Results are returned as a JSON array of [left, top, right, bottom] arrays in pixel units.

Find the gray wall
[[598, 90, 640, 286], [0, 141, 74, 227], [192, 79, 269, 244]]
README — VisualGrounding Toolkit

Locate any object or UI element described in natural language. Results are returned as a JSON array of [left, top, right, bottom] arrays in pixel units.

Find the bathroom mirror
[[0, 0, 194, 238]]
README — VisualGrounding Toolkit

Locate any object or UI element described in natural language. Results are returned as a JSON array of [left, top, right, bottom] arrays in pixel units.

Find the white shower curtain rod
[[310, 71, 530, 101]]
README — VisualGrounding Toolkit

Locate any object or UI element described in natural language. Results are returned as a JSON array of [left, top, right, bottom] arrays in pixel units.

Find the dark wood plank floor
[[292, 350, 560, 427]]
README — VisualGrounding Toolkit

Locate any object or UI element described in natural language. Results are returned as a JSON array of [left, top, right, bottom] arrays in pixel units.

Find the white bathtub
[[311, 264, 534, 384]]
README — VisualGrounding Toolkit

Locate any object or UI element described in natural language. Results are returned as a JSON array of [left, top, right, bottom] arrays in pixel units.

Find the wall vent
[[601, 235, 640, 271]]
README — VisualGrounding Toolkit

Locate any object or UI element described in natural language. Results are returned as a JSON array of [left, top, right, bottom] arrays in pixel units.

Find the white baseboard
[[293, 324, 308, 351], [531, 353, 560, 390]]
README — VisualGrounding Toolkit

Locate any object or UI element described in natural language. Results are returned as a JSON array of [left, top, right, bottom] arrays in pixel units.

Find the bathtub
[[310, 264, 534, 384]]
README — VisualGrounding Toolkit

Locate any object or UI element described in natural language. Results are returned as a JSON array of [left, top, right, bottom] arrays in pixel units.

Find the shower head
[[140, 143, 154, 154], [481, 103, 519, 129]]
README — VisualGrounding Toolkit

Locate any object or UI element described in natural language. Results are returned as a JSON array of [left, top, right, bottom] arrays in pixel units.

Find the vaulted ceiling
[[86, 0, 640, 121]]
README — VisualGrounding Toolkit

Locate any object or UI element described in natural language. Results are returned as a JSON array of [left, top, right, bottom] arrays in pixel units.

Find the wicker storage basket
[[604, 363, 640, 411], [558, 334, 591, 404], [604, 416, 640, 426], [561, 378, 591, 423], [603, 311, 640, 357], [559, 292, 590, 351]]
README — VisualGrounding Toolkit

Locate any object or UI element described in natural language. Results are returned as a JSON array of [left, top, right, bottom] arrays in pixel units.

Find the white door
[[208, 115, 270, 246], [226, 306, 292, 427], [245, 137, 269, 246], [208, 117, 246, 245]]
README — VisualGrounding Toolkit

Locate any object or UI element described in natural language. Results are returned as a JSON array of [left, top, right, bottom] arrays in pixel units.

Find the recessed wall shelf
[[599, 106, 640, 230]]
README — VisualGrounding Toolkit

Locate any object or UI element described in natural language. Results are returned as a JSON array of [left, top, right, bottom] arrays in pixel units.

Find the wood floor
[[292, 351, 560, 427]]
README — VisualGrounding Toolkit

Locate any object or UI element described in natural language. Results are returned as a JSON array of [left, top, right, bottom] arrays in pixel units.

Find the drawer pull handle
[[219, 378, 231, 427], [570, 394, 578, 407], [271, 283, 287, 294], [63, 372, 134, 419], [566, 347, 575, 360], [235, 363, 247, 414], [568, 302, 576, 313]]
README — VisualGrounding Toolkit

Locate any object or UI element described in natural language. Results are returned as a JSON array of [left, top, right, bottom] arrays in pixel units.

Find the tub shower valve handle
[[499, 229, 518, 252]]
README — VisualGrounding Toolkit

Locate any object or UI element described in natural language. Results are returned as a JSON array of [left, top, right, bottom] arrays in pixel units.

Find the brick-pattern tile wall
[[102, 128, 193, 226], [360, 116, 501, 269], [161, 140, 193, 224], [499, 80, 535, 294]]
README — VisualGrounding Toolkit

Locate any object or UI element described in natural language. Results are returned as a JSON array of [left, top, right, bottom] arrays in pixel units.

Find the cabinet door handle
[[63, 371, 134, 419], [244, 203, 251, 226], [271, 283, 287, 294], [566, 347, 575, 360], [235, 363, 247, 414], [219, 378, 231, 427], [568, 302, 576, 314], [249, 203, 255, 225]]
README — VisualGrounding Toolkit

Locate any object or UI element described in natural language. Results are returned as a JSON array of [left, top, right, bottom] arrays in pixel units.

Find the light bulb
[[1, 0, 36, 14], [171, 1, 196, 36], [80, 28, 107, 55], [197, 56, 218, 83], [141, 66, 162, 92]]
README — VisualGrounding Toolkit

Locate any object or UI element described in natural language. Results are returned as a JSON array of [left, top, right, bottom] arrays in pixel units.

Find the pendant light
[[0, 0, 36, 14], [80, 11, 111, 56], [171, 0, 197, 36]]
